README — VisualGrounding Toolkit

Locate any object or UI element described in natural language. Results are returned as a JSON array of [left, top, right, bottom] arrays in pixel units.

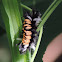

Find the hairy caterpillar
[[17, 10, 41, 53]]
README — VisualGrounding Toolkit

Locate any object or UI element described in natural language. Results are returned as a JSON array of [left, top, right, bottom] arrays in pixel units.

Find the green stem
[[37, 0, 62, 32], [30, 26, 43, 62], [20, 1, 62, 62], [20, 3, 32, 11]]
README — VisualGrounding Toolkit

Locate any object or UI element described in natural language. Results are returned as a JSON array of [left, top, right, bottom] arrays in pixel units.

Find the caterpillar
[[17, 10, 41, 53]]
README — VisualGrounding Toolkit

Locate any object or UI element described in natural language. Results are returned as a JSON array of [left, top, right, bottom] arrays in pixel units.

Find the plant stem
[[20, 3, 32, 11], [30, 0, 62, 62], [20, 1, 62, 62], [37, 0, 62, 32], [30, 26, 43, 62]]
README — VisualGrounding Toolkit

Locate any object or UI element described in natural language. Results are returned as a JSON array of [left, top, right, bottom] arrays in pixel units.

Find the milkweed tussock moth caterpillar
[[17, 9, 41, 54]]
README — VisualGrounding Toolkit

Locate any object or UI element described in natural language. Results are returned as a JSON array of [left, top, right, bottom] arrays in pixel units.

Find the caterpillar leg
[[16, 38, 22, 41], [16, 38, 22, 46]]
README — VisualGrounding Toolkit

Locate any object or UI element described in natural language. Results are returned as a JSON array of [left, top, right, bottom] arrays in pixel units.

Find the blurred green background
[[0, 0, 62, 62]]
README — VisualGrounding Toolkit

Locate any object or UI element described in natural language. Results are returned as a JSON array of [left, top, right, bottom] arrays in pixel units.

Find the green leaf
[[2, 0, 22, 46], [1, 0, 31, 62], [0, 0, 11, 48]]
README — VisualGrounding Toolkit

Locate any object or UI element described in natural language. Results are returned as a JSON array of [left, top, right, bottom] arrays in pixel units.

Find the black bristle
[[17, 9, 41, 54]]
